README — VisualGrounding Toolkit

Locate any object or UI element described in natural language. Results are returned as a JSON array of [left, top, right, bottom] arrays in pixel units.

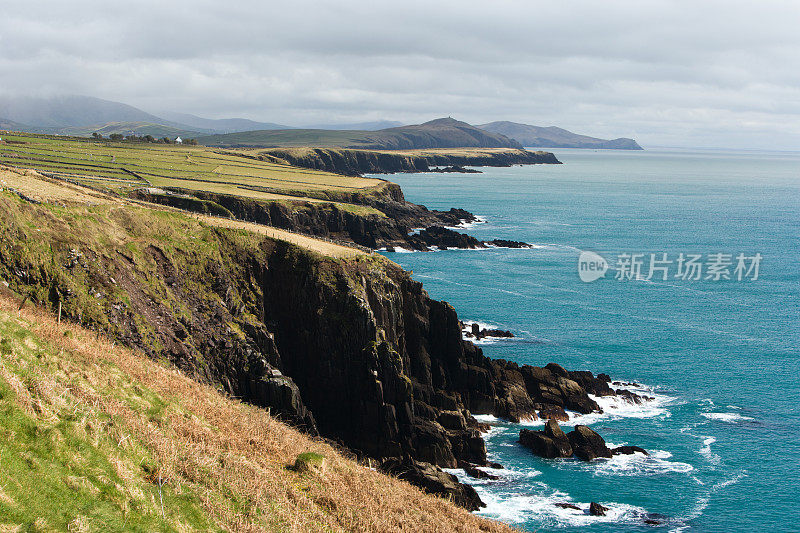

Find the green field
[[0, 132, 386, 215]]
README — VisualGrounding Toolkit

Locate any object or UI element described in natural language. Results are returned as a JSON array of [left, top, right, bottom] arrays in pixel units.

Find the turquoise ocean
[[376, 148, 799, 532]]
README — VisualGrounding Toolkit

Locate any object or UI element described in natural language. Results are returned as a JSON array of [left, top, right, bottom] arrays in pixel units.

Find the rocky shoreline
[[134, 185, 529, 252]]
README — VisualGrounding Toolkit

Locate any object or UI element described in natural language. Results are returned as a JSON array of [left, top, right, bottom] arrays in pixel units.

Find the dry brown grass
[[194, 214, 367, 259], [0, 166, 368, 260], [0, 291, 514, 533], [0, 166, 118, 205]]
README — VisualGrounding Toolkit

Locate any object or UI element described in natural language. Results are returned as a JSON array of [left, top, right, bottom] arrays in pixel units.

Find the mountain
[[0, 117, 38, 132], [157, 111, 291, 133], [302, 120, 405, 131], [198, 117, 524, 149], [0, 95, 172, 130], [479, 121, 643, 150]]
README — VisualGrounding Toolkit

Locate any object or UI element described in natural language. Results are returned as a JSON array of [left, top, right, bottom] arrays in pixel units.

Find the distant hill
[[0, 117, 38, 132], [0, 95, 287, 137], [157, 111, 291, 133], [199, 117, 523, 149], [302, 120, 405, 131], [478, 121, 642, 150], [0, 95, 174, 130]]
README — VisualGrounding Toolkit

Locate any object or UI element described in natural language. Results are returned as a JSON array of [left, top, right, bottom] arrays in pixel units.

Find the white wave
[[586, 449, 694, 477], [472, 414, 500, 424], [475, 486, 651, 528], [698, 436, 720, 465], [566, 388, 674, 425], [445, 215, 488, 230], [377, 246, 417, 253], [682, 472, 745, 523], [461, 320, 517, 345], [446, 464, 541, 487], [700, 412, 754, 423], [517, 417, 546, 427]]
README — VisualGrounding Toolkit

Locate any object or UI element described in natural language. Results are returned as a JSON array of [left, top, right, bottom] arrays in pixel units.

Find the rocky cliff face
[[0, 194, 632, 507], [133, 186, 482, 251], [258, 243, 617, 470], [256, 147, 561, 176]]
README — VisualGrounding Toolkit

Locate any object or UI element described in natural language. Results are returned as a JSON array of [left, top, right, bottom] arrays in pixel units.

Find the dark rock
[[537, 404, 569, 422], [643, 512, 668, 526], [463, 322, 515, 341], [555, 502, 581, 510], [437, 410, 467, 431], [589, 502, 608, 516], [486, 239, 531, 249], [545, 362, 570, 378], [611, 445, 649, 456], [616, 388, 646, 404], [380, 458, 485, 511], [410, 226, 484, 250], [457, 461, 500, 480], [567, 425, 612, 461], [569, 370, 615, 396], [252, 373, 318, 433], [519, 420, 573, 458], [429, 165, 482, 174], [486, 461, 504, 469]]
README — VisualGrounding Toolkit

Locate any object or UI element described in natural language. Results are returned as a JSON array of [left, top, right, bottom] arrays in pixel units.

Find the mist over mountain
[[0, 95, 168, 129], [156, 111, 291, 133]]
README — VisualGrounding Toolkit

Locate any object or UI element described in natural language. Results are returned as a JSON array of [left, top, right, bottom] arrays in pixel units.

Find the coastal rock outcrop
[[519, 420, 573, 458], [380, 458, 485, 511], [611, 445, 649, 456], [252, 145, 561, 175], [407, 226, 531, 251], [567, 425, 613, 461], [461, 321, 514, 341]]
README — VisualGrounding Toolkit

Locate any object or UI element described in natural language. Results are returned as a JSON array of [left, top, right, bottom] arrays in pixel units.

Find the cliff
[[132, 184, 477, 250], [0, 188, 636, 508], [253, 146, 560, 176]]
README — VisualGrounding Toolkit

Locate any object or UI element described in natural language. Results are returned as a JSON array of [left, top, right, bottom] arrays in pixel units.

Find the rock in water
[[519, 419, 573, 458], [380, 458, 485, 511], [590, 502, 609, 516], [458, 461, 500, 480], [567, 425, 613, 461], [555, 502, 581, 510], [611, 445, 649, 456]]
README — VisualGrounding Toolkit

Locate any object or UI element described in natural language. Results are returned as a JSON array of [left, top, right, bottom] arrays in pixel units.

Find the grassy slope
[[0, 291, 512, 532], [0, 133, 387, 216]]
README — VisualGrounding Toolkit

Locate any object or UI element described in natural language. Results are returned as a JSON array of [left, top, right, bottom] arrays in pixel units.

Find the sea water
[[376, 148, 800, 532]]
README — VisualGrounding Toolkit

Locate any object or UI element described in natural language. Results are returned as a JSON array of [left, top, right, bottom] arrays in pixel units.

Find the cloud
[[1, 0, 799, 148]]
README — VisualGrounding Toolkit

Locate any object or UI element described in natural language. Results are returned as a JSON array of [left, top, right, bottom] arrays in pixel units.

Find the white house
[[175, 137, 183, 144]]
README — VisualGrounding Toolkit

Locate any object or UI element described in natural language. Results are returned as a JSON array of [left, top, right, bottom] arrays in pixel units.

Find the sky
[[1, 0, 799, 149]]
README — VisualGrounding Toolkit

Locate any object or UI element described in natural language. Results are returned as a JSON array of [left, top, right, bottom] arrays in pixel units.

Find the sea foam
[[700, 412, 754, 423]]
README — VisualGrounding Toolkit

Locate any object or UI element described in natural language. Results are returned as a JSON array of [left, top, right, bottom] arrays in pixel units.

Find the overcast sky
[[2, 0, 799, 149]]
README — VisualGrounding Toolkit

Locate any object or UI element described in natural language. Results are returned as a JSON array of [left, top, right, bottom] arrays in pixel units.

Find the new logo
[[578, 251, 608, 282]]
